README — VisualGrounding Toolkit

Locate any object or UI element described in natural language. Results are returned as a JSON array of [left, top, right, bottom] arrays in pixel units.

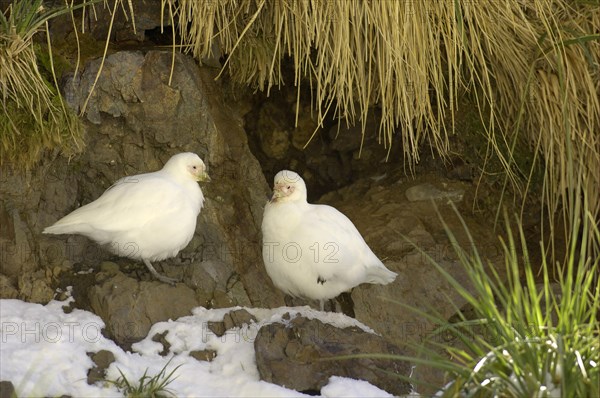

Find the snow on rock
[[0, 298, 121, 397], [0, 296, 407, 397], [321, 376, 394, 397]]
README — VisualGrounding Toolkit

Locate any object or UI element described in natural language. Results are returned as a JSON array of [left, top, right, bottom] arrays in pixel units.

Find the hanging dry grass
[[174, 0, 455, 165], [168, 0, 599, 251], [458, 0, 600, 252]]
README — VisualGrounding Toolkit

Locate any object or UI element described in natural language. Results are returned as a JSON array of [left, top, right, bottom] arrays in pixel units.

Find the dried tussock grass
[[0, 0, 84, 168], [175, 0, 455, 165], [451, 0, 599, 251], [169, 0, 599, 251]]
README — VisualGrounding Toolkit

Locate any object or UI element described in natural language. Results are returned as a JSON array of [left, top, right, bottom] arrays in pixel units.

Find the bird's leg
[[319, 300, 325, 312], [143, 259, 179, 285]]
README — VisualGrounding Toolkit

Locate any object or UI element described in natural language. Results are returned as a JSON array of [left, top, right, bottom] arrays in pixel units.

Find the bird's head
[[163, 152, 211, 182], [270, 170, 307, 203]]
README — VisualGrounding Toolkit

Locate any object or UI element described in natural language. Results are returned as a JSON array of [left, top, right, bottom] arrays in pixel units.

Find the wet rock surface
[[254, 314, 412, 396]]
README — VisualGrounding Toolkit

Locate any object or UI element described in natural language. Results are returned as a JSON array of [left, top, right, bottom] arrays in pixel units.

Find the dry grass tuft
[[174, 0, 455, 166], [0, 0, 84, 169], [463, 0, 600, 252]]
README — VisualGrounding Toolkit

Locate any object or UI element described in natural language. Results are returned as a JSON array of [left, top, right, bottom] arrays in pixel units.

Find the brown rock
[[0, 206, 37, 279], [223, 309, 257, 330], [190, 349, 217, 362], [0, 275, 17, 299], [17, 274, 54, 304], [0, 380, 16, 398], [88, 271, 200, 349], [207, 308, 257, 339], [254, 315, 412, 396], [151, 331, 171, 356], [207, 321, 226, 337], [257, 103, 291, 159], [87, 350, 116, 385]]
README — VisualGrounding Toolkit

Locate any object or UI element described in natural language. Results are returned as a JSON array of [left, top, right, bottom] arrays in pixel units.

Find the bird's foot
[[143, 260, 180, 285], [154, 273, 180, 285]]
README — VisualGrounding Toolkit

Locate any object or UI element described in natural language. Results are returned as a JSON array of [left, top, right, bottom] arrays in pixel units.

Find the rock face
[[315, 173, 499, 334], [1, 50, 284, 346], [254, 314, 412, 396], [318, 172, 504, 393], [244, 88, 403, 201], [49, 0, 167, 44], [65, 50, 285, 343]]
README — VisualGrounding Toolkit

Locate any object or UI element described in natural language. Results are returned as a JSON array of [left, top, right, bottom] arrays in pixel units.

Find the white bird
[[261, 170, 397, 310], [43, 152, 210, 284]]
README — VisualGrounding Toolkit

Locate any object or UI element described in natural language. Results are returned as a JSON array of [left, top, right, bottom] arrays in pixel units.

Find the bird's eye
[[192, 166, 197, 170], [287, 185, 291, 189]]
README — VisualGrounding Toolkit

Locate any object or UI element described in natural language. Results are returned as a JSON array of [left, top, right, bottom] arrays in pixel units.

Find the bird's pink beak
[[270, 183, 284, 203]]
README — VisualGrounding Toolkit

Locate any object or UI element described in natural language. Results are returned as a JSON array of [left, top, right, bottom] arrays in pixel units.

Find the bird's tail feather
[[43, 215, 100, 236], [43, 206, 100, 235], [367, 265, 397, 285], [43, 223, 83, 235]]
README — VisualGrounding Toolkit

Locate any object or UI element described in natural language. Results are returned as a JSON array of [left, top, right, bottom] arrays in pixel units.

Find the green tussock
[[332, 196, 598, 395], [381, 195, 599, 396], [0, 96, 83, 167], [0, 0, 86, 169], [429, 205, 598, 397], [106, 359, 182, 398]]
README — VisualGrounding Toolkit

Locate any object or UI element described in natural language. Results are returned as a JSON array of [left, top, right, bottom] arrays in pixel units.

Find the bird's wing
[[291, 203, 382, 282], [47, 173, 190, 233]]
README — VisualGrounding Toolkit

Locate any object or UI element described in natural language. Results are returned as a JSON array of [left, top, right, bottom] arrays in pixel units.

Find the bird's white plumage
[[261, 170, 397, 301], [43, 152, 209, 283]]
